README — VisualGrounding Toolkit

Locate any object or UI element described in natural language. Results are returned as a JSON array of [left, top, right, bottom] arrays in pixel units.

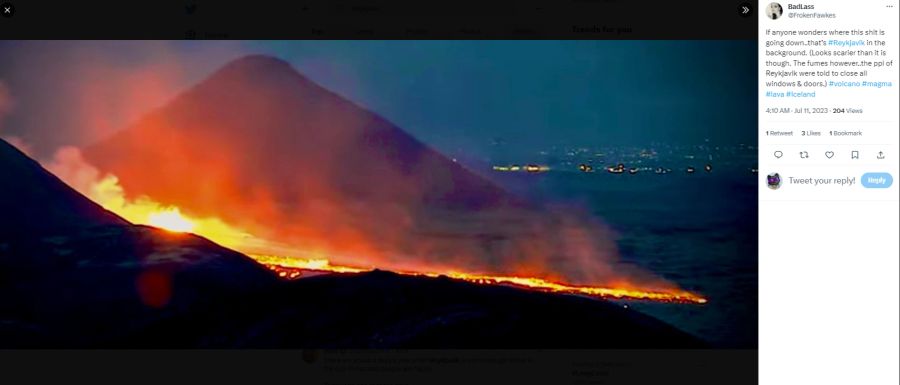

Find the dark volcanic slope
[[1, 138, 700, 348], [0, 139, 126, 237], [0, 138, 278, 347], [238, 270, 704, 348]]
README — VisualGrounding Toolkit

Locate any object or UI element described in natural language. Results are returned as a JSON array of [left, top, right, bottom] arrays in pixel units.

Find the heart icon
[[774, 151, 783, 159], [825, 151, 834, 159]]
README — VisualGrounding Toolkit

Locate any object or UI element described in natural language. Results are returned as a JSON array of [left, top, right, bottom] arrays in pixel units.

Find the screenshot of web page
[[758, 1, 898, 383], [0, 1, 896, 384]]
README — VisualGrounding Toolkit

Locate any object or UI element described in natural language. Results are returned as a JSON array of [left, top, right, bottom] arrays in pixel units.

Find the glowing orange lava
[[79, 173, 256, 248], [58, 165, 707, 305], [147, 208, 195, 232], [254, 254, 708, 304]]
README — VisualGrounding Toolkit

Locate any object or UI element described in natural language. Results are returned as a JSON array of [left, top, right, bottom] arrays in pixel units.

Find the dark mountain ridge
[[1, 137, 701, 348]]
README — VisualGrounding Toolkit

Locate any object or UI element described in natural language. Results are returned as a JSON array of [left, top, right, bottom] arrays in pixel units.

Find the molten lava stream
[[66, 172, 706, 305], [254, 254, 708, 304]]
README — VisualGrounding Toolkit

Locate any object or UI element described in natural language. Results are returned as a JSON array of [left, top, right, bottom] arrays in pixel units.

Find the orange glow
[[43, 147, 707, 305], [253, 254, 707, 304], [81, 176, 706, 303], [85, 174, 256, 248], [252, 254, 367, 274], [26, 56, 713, 310], [53, 166, 708, 304], [147, 208, 195, 233], [42, 148, 258, 248]]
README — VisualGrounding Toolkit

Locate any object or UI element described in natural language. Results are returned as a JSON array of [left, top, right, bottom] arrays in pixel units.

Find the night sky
[[0, 40, 756, 158]]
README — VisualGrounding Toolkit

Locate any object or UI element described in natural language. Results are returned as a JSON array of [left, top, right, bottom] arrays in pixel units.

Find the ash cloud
[[0, 41, 246, 158], [78, 55, 677, 290], [1, 44, 685, 291], [0, 80, 29, 155]]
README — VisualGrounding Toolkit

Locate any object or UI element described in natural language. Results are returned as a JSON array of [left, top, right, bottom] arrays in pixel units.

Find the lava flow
[[106, 197, 708, 304], [252, 254, 708, 304], [121, 199, 707, 304], [44, 149, 707, 305]]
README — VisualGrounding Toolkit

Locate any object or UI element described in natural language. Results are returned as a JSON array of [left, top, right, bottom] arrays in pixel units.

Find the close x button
[[1, 2, 13, 18]]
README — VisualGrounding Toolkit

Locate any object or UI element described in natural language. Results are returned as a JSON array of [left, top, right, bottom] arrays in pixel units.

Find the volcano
[[81, 55, 633, 284], [87, 55, 512, 211], [0, 138, 702, 347]]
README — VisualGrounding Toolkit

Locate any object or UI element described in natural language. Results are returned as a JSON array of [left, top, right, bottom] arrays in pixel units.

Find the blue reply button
[[861, 172, 893, 188]]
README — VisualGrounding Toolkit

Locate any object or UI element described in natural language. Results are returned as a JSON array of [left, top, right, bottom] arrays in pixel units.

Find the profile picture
[[767, 172, 782, 190], [302, 349, 319, 364], [766, 3, 783, 20]]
